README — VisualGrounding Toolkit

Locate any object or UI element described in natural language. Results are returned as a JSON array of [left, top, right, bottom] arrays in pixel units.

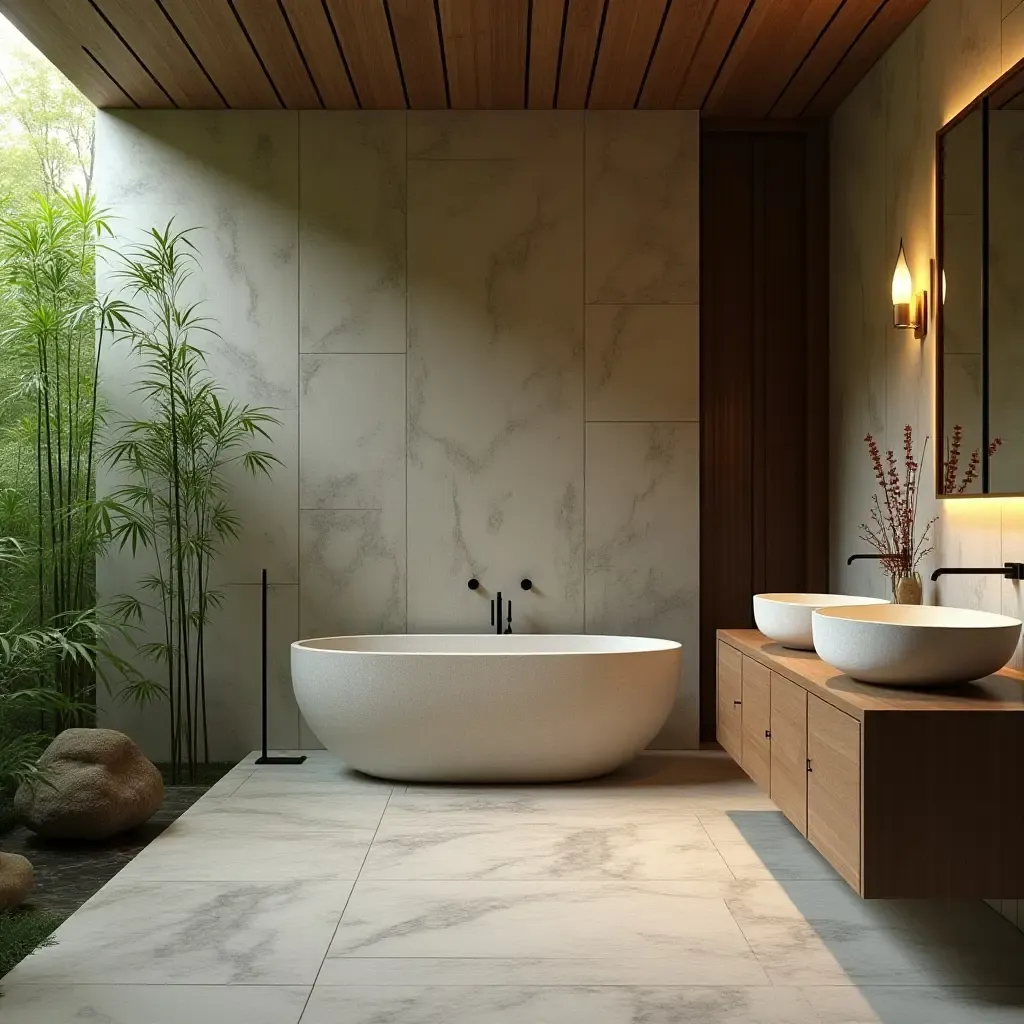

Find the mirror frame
[[935, 55, 1024, 498]]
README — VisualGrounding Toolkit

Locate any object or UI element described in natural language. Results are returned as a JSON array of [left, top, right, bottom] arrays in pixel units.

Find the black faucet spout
[[847, 553, 889, 566], [931, 562, 1024, 583]]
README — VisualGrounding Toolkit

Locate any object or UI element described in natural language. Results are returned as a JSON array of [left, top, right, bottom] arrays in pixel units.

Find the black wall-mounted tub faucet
[[930, 562, 1024, 582], [847, 553, 891, 566]]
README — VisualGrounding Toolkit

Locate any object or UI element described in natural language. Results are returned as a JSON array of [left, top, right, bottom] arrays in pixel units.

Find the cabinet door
[[717, 642, 743, 764], [770, 673, 808, 835], [807, 695, 861, 891], [741, 658, 771, 791]]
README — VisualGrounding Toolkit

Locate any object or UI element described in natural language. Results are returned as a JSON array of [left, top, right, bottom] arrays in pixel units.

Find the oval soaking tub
[[291, 634, 681, 783]]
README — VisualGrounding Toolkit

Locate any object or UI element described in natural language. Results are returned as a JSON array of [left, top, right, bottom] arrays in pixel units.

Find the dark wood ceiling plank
[[528, 0, 567, 108], [772, 0, 884, 117], [91, 0, 223, 107], [22, 0, 172, 107], [387, 0, 448, 108], [771, 0, 889, 118], [279, 0, 357, 108], [705, 0, 845, 118], [638, 0, 717, 108], [676, 0, 753, 108], [0, 0, 134, 106], [803, 0, 930, 116], [231, 0, 321, 108], [159, 0, 280, 107], [324, 0, 407, 108], [556, 0, 605, 107], [589, 0, 668, 108], [437, 0, 528, 108]]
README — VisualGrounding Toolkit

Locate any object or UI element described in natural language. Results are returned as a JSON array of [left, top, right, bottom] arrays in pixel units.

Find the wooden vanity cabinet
[[769, 673, 807, 835], [716, 629, 1024, 898], [740, 659, 771, 791]]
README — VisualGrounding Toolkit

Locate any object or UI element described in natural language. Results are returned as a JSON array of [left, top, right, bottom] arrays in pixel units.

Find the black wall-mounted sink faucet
[[847, 553, 892, 566], [930, 562, 1024, 582]]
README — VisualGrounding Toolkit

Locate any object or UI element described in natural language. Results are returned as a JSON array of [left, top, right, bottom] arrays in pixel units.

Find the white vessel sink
[[753, 593, 889, 651], [812, 604, 1022, 686]]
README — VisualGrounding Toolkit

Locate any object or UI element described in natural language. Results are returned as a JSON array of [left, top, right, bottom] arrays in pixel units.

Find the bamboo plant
[[104, 223, 279, 783], [0, 191, 125, 724]]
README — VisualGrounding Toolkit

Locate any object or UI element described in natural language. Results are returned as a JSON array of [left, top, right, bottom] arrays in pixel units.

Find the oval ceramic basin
[[753, 593, 889, 651], [811, 604, 1022, 686]]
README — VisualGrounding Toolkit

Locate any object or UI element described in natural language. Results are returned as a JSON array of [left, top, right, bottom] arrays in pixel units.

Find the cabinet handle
[[806, 758, 813, 773], [733, 700, 742, 706], [764, 729, 771, 739]]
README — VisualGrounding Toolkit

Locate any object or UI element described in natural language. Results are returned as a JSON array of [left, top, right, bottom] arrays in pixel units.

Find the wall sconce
[[891, 239, 928, 339]]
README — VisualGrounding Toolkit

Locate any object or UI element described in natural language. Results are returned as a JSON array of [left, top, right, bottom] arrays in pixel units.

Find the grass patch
[[0, 907, 62, 979]]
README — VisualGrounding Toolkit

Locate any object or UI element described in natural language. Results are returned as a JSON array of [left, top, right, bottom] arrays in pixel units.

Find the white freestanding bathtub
[[291, 634, 680, 783]]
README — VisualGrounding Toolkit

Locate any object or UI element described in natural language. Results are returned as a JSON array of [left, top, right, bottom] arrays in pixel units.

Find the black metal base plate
[[254, 756, 307, 765]]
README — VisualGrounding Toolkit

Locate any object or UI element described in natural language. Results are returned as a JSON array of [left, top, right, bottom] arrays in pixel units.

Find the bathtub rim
[[291, 633, 682, 657]]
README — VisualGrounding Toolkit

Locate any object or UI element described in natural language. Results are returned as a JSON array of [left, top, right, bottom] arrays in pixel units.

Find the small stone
[[14, 728, 163, 841], [0, 851, 34, 909]]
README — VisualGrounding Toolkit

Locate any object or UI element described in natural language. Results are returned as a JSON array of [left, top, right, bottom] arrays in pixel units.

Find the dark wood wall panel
[[700, 126, 829, 741]]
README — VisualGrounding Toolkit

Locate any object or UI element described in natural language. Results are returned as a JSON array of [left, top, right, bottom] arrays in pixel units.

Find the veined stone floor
[[2, 751, 1024, 1022]]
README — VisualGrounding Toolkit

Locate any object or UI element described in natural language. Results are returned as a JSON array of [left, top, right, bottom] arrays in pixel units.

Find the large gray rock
[[14, 728, 163, 840], [0, 851, 34, 908]]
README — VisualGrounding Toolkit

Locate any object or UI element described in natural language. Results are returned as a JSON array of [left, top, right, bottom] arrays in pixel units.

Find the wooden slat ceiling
[[0, 0, 931, 117]]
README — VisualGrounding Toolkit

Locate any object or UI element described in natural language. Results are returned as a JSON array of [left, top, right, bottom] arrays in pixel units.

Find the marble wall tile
[[585, 423, 699, 747], [585, 111, 699, 304], [408, 110, 581, 161], [300, 509, 406, 639], [406, 125, 585, 634], [300, 354, 406, 510], [585, 304, 698, 422], [95, 112, 300, 410], [299, 112, 406, 354]]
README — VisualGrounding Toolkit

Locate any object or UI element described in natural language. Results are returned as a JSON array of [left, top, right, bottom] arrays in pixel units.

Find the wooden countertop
[[717, 628, 1024, 720]]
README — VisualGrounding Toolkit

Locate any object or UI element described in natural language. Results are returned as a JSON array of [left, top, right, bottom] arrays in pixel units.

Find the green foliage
[[0, 42, 95, 208], [0, 191, 116, 719], [0, 907, 61, 979], [105, 223, 279, 784]]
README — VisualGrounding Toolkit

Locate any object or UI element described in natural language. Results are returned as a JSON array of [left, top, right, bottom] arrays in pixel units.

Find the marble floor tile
[[726, 880, 1024, 986], [229, 766, 397, 798], [361, 817, 734, 881], [6, 880, 353, 985], [112, 823, 375, 881], [301, 985, 818, 1024], [0, 985, 311, 1024], [317, 957, 769, 986], [325, 880, 767, 985], [180, 790, 390, 830], [801, 985, 1024, 1024], [698, 810, 839, 881]]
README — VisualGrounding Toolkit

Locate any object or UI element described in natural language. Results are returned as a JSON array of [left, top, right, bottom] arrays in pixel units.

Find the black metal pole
[[255, 568, 305, 766]]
